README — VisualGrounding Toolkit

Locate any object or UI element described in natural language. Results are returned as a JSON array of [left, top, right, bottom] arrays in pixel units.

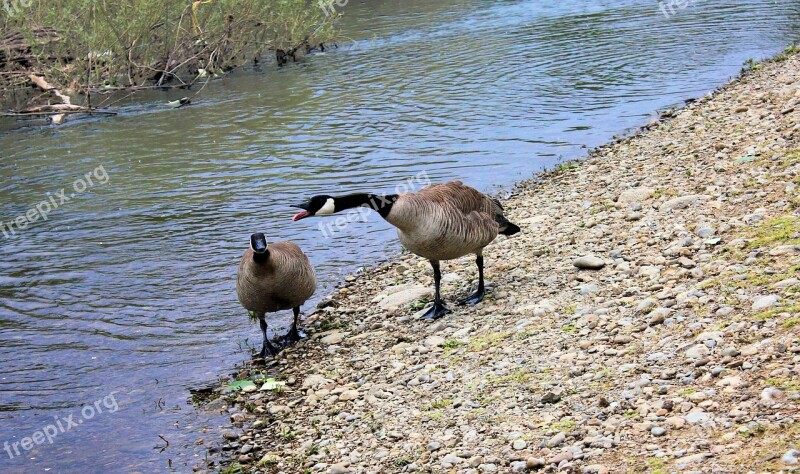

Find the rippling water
[[0, 0, 798, 471]]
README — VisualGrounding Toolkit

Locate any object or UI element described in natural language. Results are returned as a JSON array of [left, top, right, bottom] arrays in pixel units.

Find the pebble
[[782, 449, 800, 464], [512, 439, 527, 450]]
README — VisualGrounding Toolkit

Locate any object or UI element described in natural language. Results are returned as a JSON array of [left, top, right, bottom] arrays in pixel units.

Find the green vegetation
[[765, 377, 800, 391], [747, 216, 800, 248], [554, 162, 579, 172], [646, 457, 666, 474], [753, 305, 799, 321], [742, 58, 763, 73], [469, 332, 511, 351], [1, 0, 336, 94], [426, 398, 453, 410], [442, 339, 464, 351]]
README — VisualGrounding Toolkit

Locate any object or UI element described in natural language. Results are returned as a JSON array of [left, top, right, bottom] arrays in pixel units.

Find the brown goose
[[236, 233, 316, 357], [291, 181, 519, 320]]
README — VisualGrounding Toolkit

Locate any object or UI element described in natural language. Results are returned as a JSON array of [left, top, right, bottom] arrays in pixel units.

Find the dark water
[[0, 0, 798, 471]]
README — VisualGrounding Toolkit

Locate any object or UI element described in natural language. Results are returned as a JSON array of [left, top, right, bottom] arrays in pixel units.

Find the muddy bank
[[204, 47, 800, 473]]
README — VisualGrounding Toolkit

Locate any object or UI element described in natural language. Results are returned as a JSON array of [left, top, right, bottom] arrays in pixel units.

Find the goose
[[291, 181, 519, 320], [236, 233, 317, 357]]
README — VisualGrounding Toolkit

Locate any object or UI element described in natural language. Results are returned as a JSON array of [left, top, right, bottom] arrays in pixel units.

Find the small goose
[[291, 181, 519, 320], [236, 233, 316, 357]]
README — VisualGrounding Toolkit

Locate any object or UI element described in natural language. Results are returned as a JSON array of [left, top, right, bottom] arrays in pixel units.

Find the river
[[0, 0, 798, 471]]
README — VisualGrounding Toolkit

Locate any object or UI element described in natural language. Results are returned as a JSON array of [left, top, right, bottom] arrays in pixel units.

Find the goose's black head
[[291, 195, 335, 221], [250, 233, 268, 253]]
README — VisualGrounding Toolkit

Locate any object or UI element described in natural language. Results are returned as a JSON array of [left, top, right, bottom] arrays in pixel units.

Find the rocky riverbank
[[206, 47, 800, 473]]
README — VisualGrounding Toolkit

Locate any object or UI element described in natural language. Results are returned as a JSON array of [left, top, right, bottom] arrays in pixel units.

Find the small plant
[[426, 398, 453, 410], [554, 162, 579, 172], [278, 428, 296, 441], [646, 457, 666, 474], [305, 444, 320, 456], [219, 463, 244, 474], [392, 455, 416, 467], [442, 339, 464, 350], [742, 58, 763, 73], [560, 324, 577, 334]]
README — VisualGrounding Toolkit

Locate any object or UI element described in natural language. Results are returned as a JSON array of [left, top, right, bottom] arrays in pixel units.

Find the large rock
[[660, 194, 711, 211], [378, 286, 434, 310], [752, 294, 780, 311], [573, 255, 605, 270], [618, 187, 654, 204]]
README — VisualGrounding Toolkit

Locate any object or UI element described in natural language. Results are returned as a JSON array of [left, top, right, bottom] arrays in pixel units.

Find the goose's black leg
[[258, 314, 280, 358], [458, 254, 485, 305], [281, 306, 303, 344], [419, 260, 451, 320]]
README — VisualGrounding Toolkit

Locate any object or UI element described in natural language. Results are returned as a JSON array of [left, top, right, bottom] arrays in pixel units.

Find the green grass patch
[[442, 339, 464, 351], [747, 216, 800, 249], [426, 398, 453, 410], [647, 457, 666, 474], [753, 305, 800, 321], [469, 332, 511, 351], [560, 324, 578, 334]]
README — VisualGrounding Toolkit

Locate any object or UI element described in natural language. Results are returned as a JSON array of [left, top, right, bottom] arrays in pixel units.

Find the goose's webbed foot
[[458, 287, 485, 305], [418, 301, 451, 320], [259, 339, 281, 359], [280, 323, 305, 345]]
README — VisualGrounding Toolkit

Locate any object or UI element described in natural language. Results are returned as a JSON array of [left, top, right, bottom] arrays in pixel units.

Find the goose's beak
[[291, 202, 310, 221]]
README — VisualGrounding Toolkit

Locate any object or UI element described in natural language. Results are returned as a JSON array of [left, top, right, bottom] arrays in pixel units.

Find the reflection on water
[[0, 0, 798, 471]]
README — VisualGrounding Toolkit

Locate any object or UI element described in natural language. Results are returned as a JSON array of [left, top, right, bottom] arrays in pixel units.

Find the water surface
[[1, 0, 798, 471]]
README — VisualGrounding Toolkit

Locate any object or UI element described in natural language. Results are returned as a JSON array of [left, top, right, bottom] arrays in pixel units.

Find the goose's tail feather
[[496, 215, 521, 236]]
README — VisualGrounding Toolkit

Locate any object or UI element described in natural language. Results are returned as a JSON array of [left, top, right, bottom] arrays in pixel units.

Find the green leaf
[[225, 380, 256, 391], [260, 378, 286, 391]]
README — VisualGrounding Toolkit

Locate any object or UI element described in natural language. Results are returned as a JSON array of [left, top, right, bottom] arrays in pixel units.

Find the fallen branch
[[4, 109, 117, 117]]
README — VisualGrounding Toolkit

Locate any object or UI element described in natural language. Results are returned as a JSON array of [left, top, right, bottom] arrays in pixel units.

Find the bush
[[1, 0, 336, 91]]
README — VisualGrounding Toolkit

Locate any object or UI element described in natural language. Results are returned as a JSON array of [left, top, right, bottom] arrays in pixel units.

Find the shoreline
[[205, 45, 800, 473]]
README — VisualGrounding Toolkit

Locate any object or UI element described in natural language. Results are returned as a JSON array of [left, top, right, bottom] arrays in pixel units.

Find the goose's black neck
[[336, 193, 398, 219], [252, 249, 270, 263]]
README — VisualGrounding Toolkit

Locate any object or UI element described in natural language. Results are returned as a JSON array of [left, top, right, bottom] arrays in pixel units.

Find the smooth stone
[[320, 332, 346, 345], [685, 344, 710, 359], [684, 411, 709, 424], [573, 255, 606, 270], [752, 294, 780, 311], [782, 449, 800, 464], [378, 286, 434, 309], [659, 194, 711, 211]]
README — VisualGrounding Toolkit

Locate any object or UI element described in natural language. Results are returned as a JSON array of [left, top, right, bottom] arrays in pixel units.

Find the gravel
[[207, 50, 800, 474]]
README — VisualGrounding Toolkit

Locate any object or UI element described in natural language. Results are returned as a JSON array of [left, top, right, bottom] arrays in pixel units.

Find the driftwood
[[25, 74, 78, 123]]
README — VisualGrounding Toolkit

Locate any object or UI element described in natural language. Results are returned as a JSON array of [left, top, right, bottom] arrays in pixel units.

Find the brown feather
[[384, 181, 515, 261], [236, 242, 316, 316]]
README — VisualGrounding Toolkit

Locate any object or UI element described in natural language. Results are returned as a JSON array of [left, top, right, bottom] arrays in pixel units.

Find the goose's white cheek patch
[[316, 198, 336, 216]]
